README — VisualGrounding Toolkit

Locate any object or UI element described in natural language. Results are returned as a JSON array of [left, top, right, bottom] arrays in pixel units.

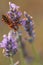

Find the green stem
[[10, 56, 14, 65], [18, 34, 27, 65]]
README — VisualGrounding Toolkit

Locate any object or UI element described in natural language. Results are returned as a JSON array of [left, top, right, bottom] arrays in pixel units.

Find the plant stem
[[10, 56, 14, 65], [18, 33, 27, 65]]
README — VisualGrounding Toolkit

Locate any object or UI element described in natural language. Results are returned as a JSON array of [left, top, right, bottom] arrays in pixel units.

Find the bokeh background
[[0, 0, 43, 65]]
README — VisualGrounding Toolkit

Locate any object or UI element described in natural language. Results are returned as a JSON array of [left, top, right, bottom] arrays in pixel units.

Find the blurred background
[[0, 0, 43, 65]]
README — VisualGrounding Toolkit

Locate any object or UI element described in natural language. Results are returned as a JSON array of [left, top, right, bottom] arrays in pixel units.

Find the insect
[[2, 14, 21, 31]]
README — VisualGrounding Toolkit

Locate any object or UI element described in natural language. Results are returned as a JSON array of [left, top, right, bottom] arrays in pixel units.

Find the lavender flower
[[21, 11, 35, 41], [7, 2, 22, 22], [0, 31, 18, 57]]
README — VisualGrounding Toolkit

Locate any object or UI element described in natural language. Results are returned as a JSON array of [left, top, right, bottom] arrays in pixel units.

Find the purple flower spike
[[0, 31, 18, 57], [20, 11, 35, 41], [7, 2, 22, 23]]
